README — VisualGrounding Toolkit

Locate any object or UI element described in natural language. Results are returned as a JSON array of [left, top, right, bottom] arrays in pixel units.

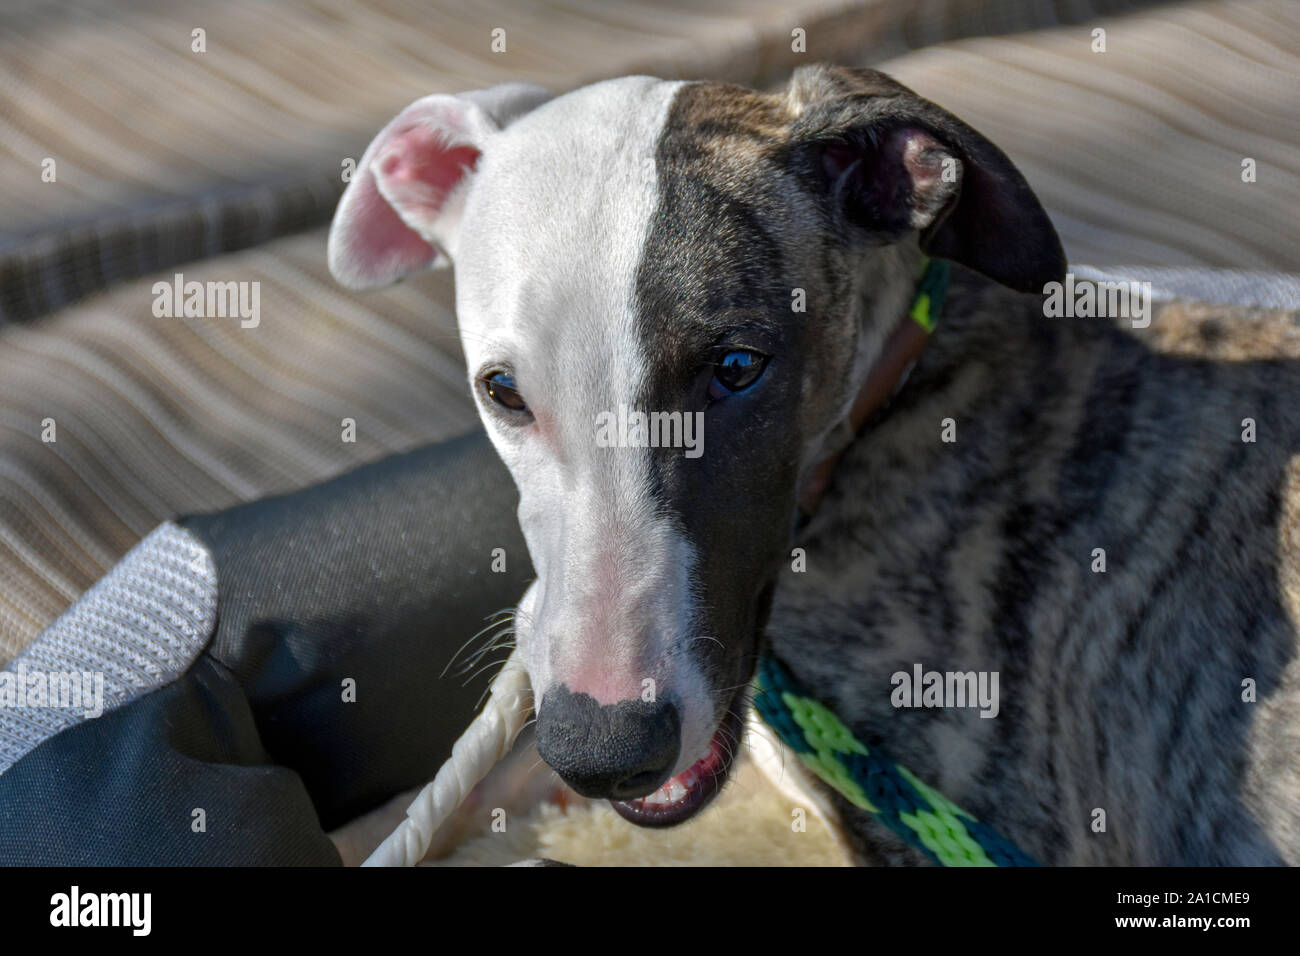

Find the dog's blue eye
[[483, 371, 528, 412], [709, 349, 768, 399]]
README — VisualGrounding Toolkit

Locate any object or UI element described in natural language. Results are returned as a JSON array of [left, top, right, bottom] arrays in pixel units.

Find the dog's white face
[[328, 67, 1063, 825], [454, 79, 725, 812]]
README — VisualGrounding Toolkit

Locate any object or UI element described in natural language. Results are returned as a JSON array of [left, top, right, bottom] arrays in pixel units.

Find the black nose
[[535, 686, 681, 800]]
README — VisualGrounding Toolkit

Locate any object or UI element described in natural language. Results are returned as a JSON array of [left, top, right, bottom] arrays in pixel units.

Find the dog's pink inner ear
[[329, 121, 482, 289], [373, 125, 481, 233], [825, 127, 960, 237], [891, 128, 949, 194], [336, 179, 437, 289]]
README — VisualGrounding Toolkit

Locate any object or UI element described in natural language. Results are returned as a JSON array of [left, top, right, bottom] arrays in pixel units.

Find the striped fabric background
[[1, 0, 1297, 659], [0, 0, 1176, 323]]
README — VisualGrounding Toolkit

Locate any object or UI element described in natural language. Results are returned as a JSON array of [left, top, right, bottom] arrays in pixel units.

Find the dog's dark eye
[[709, 349, 768, 399], [483, 371, 528, 412]]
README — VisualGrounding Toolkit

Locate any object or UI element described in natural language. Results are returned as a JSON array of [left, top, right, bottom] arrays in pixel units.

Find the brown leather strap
[[796, 313, 931, 517]]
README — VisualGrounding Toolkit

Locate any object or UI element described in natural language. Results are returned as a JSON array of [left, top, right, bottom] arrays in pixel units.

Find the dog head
[[329, 65, 1063, 825]]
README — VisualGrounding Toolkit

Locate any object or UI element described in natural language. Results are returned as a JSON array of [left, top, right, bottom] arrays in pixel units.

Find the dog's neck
[[797, 256, 950, 516], [797, 261, 1129, 522]]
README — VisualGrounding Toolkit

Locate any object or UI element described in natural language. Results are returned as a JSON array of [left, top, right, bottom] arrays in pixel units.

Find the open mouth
[[610, 697, 745, 828]]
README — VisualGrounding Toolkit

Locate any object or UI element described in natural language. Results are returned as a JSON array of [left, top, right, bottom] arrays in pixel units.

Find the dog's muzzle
[[535, 686, 682, 800]]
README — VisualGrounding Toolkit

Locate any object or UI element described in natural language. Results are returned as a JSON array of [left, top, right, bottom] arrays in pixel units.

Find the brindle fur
[[768, 279, 1300, 865], [654, 66, 1300, 865]]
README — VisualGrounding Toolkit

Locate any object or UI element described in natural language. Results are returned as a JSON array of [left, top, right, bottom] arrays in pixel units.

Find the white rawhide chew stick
[[363, 652, 532, 867]]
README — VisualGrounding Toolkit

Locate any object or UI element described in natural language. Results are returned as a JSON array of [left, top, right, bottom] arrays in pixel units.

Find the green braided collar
[[909, 256, 949, 332], [753, 654, 1037, 866]]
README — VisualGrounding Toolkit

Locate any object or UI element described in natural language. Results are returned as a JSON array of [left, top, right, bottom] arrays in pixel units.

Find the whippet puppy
[[329, 66, 1300, 864]]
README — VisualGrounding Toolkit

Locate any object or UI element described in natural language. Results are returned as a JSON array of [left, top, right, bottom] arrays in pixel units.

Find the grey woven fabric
[[0, 521, 216, 773]]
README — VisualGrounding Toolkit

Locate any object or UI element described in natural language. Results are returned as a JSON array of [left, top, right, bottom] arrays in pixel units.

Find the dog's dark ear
[[787, 65, 1065, 294]]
